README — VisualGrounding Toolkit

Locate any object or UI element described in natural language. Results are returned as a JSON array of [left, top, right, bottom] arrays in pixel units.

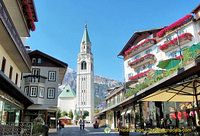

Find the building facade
[[95, 4, 200, 133], [20, 50, 68, 128], [0, 0, 37, 126], [58, 84, 76, 116], [77, 25, 94, 122]]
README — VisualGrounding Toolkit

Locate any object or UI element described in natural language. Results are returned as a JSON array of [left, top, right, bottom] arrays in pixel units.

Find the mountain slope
[[60, 68, 122, 107]]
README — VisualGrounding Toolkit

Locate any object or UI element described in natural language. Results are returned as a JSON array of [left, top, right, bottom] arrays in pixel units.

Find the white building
[[58, 84, 76, 116], [21, 50, 68, 128], [76, 24, 94, 122]]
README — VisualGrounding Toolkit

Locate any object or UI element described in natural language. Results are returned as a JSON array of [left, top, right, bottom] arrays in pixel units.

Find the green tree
[[57, 108, 61, 119], [82, 110, 89, 119], [68, 110, 73, 119], [61, 111, 68, 117]]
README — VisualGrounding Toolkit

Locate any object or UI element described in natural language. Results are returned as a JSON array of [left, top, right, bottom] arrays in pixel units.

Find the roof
[[29, 50, 68, 68], [118, 27, 164, 56], [59, 84, 76, 98], [191, 4, 200, 13], [81, 24, 90, 43]]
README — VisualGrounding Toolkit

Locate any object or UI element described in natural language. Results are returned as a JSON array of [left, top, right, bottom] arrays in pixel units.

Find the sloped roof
[[59, 84, 76, 98], [81, 24, 90, 43]]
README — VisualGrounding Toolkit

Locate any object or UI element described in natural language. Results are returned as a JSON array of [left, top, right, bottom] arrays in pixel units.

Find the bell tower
[[76, 24, 94, 122]]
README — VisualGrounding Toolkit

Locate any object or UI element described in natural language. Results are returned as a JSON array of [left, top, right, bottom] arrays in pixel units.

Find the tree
[[82, 110, 89, 119], [61, 111, 68, 117], [68, 110, 73, 119], [57, 108, 61, 119]]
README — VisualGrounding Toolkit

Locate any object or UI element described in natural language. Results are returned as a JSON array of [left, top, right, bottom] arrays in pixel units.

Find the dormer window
[[38, 58, 42, 63], [32, 58, 36, 63]]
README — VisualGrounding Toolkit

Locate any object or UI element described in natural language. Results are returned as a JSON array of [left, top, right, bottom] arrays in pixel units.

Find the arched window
[[81, 61, 87, 70]]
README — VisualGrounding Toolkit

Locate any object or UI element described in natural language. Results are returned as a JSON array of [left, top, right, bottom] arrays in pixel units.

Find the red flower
[[125, 38, 156, 55], [171, 113, 177, 119], [129, 69, 151, 80], [156, 14, 193, 38], [178, 111, 182, 120]]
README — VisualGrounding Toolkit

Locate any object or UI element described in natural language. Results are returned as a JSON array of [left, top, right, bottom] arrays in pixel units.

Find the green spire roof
[[59, 84, 76, 98], [81, 24, 90, 43]]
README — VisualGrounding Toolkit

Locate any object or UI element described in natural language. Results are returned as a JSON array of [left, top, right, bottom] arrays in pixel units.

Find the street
[[49, 124, 143, 136]]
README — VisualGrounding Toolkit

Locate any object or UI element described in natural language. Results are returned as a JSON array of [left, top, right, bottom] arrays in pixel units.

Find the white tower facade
[[77, 24, 94, 122]]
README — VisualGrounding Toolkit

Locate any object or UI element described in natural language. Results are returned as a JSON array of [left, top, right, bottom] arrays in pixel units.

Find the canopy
[[141, 78, 200, 102], [157, 58, 180, 70], [59, 116, 71, 120]]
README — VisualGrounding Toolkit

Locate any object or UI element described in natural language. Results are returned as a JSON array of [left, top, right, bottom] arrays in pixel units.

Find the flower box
[[129, 69, 151, 80], [159, 33, 193, 51], [125, 38, 156, 57], [156, 14, 193, 38]]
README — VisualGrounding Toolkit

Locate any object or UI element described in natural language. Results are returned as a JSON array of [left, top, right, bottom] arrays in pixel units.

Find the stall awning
[[126, 109, 132, 114], [121, 111, 126, 115], [141, 78, 200, 102]]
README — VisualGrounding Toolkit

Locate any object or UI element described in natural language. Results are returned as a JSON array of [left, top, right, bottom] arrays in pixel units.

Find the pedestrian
[[75, 120, 78, 125], [79, 119, 82, 130], [82, 119, 85, 130], [117, 118, 120, 131]]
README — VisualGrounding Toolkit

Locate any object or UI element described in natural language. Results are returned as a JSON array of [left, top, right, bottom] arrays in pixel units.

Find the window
[[30, 86, 37, 97], [24, 86, 29, 96], [32, 58, 36, 63], [135, 55, 141, 60], [15, 73, 18, 85], [47, 88, 55, 99], [39, 87, 44, 98], [128, 73, 133, 78], [9, 66, 13, 79], [32, 68, 40, 76], [1, 57, 6, 73], [38, 58, 42, 63], [66, 90, 69, 92], [48, 71, 56, 81], [81, 61, 87, 70], [145, 49, 152, 54], [91, 63, 93, 71]]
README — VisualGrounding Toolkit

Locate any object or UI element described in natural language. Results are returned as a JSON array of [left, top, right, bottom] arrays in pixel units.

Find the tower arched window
[[81, 61, 87, 70]]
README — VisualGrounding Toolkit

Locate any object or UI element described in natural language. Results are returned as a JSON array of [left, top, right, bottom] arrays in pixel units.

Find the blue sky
[[26, 0, 199, 82]]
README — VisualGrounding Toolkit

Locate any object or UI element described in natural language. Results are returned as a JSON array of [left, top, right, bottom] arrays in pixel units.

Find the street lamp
[[175, 30, 183, 67]]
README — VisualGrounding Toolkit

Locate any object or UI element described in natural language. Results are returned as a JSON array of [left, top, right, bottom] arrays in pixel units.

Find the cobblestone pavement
[[49, 124, 143, 136]]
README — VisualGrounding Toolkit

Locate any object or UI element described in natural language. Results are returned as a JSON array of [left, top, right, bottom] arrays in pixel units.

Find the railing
[[0, 122, 33, 136], [24, 75, 47, 83], [0, 0, 31, 70]]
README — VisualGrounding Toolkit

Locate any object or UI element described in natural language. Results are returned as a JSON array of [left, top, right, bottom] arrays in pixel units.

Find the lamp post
[[175, 30, 183, 67]]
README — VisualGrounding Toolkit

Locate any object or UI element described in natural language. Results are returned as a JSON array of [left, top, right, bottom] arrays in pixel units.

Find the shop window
[[30, 86, 37, 97], [15, 73, 18, 85], [24, 86, 29, 96], [48, 71, 56, 81], [1, 57, 6, 73], [9, 66, 13, 79], [47, 88, 55, 99], [39, 87, 45, 98]]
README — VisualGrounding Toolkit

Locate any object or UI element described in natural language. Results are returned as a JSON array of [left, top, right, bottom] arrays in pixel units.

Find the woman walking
[[79, 119, 83, 130]]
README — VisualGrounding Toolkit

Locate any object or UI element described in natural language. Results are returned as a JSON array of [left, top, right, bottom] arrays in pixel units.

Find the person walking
[[79, 119, 83, 130], [82, 119, 85, 130]]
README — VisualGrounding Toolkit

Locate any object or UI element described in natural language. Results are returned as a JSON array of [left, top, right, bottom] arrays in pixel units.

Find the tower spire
[[81, 24, 90, 43]]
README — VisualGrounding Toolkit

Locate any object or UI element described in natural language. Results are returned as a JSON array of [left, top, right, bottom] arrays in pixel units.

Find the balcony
[[0, 0, 31, 72], [23, 75, 47, 83], [129, 69, 151, 81], [125, 38, 156, 58], [159, 33, 193, 51], [128, 54, 156, 69]]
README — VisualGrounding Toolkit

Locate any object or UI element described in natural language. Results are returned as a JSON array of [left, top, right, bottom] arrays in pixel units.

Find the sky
[[26, 0, 199, 82]]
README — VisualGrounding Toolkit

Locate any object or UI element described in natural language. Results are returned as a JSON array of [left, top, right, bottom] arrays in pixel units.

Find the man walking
[[79, 119, 82, 130], [82, 119, 85, 130]]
